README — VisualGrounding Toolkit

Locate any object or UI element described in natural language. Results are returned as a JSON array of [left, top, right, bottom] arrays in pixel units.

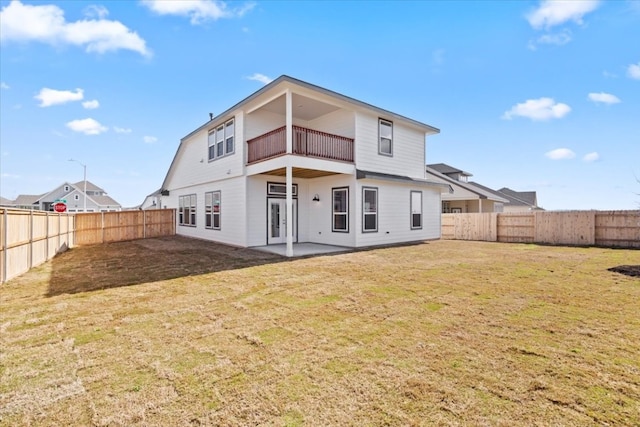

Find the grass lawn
[[1, 236, 639, 426]]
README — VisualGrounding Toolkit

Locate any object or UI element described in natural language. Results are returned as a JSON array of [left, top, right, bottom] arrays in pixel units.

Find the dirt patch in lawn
[[1, 238, 639, 426], [608, 265, 640, 278]]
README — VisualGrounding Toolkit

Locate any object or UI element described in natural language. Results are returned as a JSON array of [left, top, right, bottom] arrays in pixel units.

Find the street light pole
[[68, 159, 87, 212]]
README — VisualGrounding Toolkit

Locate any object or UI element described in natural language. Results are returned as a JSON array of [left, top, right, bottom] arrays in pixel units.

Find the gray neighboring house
[[139, 189, 164, 210], [426, 163, 509, 213], [7, 181, 122, 212], [496, 187, 543, 212]]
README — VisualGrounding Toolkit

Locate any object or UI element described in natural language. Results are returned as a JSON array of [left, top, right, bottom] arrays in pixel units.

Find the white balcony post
[[285, 89, 294, 257]]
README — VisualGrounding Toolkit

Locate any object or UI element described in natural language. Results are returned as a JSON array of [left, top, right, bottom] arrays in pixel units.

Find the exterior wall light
[[312, 194, 320, 202]]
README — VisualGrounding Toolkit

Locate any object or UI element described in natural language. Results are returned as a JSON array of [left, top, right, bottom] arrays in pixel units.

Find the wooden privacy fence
[[1, 209, 176, 283], [1, 209, 75, 284], [75, 209, 176, 245], [442, 210, 640, 248]]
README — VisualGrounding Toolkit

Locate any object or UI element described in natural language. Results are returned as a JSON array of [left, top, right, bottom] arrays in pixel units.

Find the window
[[179, 194, 197, 226], [205, 191, 221, 230], [74, 194, 80, 201], [267, 182, 298, 197], [64, 185, 70, 192], [207, 118, 235, 161], [410, 191, 422, 229], [379, 119, 393, 156], [362, 187, 378, 232], [332, 187, 349, 232]]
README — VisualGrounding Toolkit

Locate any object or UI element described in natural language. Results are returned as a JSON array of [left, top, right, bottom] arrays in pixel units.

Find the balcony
[[247, 125, 354, 165]]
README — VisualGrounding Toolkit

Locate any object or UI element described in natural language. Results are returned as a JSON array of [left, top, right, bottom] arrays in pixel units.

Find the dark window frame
[[332, 187, 349, 233], [362, 186, 378, 233], [378, 118, 393, 156]]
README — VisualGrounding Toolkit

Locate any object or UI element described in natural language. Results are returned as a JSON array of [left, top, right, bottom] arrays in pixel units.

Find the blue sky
[[1, 0, 639, 210]]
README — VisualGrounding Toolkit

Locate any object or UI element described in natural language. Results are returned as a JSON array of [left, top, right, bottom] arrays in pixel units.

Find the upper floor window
[[379, 119, 393, 156], [64, 185, 70, 192], [208, 118, 235, 161], [74, 194, 80, 201]]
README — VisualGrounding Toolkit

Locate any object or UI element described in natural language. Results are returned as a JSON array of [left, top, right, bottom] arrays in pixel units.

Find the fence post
[[143, 210, 146, 239], [29, 210, 33, 268], [102, 212, 105, 244], [2, 209, 7, 284]]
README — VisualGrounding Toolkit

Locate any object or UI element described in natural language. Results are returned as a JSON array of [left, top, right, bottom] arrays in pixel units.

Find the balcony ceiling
[[261, 94, 340, 121], [262, 167, 341, 179]]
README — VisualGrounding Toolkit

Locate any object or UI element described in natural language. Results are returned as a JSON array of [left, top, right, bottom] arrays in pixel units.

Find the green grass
[[1, 237, 639, 426]]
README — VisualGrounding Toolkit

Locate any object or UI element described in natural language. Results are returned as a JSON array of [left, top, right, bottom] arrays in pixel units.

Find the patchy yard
[[1, 237, 639, 426]]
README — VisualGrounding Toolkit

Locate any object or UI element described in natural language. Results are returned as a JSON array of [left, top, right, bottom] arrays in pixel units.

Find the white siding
[[245, 109, 285, 141], [355, 179, 441, 247], [306, 109, 355, 139], [166, 113, 244, 192], [355, 112, 427, 179], [170, 176, 247, 247]]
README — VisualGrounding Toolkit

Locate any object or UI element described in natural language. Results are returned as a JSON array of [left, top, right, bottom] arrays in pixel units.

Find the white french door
[[267, 198, 297, 245]]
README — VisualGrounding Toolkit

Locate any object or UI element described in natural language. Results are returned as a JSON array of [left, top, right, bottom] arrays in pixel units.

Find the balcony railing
[[247, 125, 354, 164]]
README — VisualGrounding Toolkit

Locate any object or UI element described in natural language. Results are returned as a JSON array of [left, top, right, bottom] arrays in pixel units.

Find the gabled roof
[[468, 182, 509, 203], [0, 196, 15, 205], [161, 76, 440, 192], [73, 180, 105, 193], [497, 187, 538, 207], [13, 194, 43, 205], [90, 195, 121, 206], [426, 166, 507, 202]]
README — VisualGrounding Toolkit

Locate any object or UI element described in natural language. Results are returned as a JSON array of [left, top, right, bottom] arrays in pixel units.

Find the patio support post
[[286, 165, 293, 257], [285, 89, 294, 257]]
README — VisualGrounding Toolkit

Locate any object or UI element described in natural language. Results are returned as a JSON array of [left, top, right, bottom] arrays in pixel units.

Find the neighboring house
[[0, 196, 15, 207], [496, 187, 543, 212], [426, 163, 509, 213], [139, 189, 164, 210], [159, 75, 449, 256], [8, 181, 122, 212]]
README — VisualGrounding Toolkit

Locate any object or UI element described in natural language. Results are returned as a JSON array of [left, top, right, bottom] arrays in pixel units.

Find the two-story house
[[8, 181, 122, 212], [159, 75, 448, 256]]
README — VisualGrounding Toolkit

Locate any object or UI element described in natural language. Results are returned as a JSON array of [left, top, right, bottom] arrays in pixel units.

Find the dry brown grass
[[1, 236, 639, 426]]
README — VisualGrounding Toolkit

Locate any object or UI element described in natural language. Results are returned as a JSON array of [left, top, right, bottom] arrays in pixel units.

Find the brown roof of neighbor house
[[90, 195, 121, 206], [73, 181, 105, 192]]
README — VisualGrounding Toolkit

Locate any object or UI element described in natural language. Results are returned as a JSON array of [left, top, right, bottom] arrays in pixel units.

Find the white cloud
[[602, 70, 617, 79], [143, 135, 158, 144], [0, 0, 151, 57], [114, 127, 132, 134], [142, 0, 256, 25], [627, 62, 640, 80], [66, 118, 108, 135], [1, 172, 21, 179], [1, 82, 9, 89], [502, 97, 571, 121], [588, 92, 621, 105], [82, 99, 100, 109], [35, 87, 83, 107], [83, 5, 109, 19], [545, 148, 576, 160], [583, 152, 600, 162], [527, 0, 601, 29], [246, 73, 273, 84]]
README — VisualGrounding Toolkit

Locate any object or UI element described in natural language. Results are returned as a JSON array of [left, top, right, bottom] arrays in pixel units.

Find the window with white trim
[[74, 194, 80, 201], [179, 194, 197, 226], [410, 191, 422, 229], [205, 191, 221, 230], [362, 187, 377, 232], [208, 118, 235, 161], [332, 187, 349, 232], [379, 119, 393, 156]]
